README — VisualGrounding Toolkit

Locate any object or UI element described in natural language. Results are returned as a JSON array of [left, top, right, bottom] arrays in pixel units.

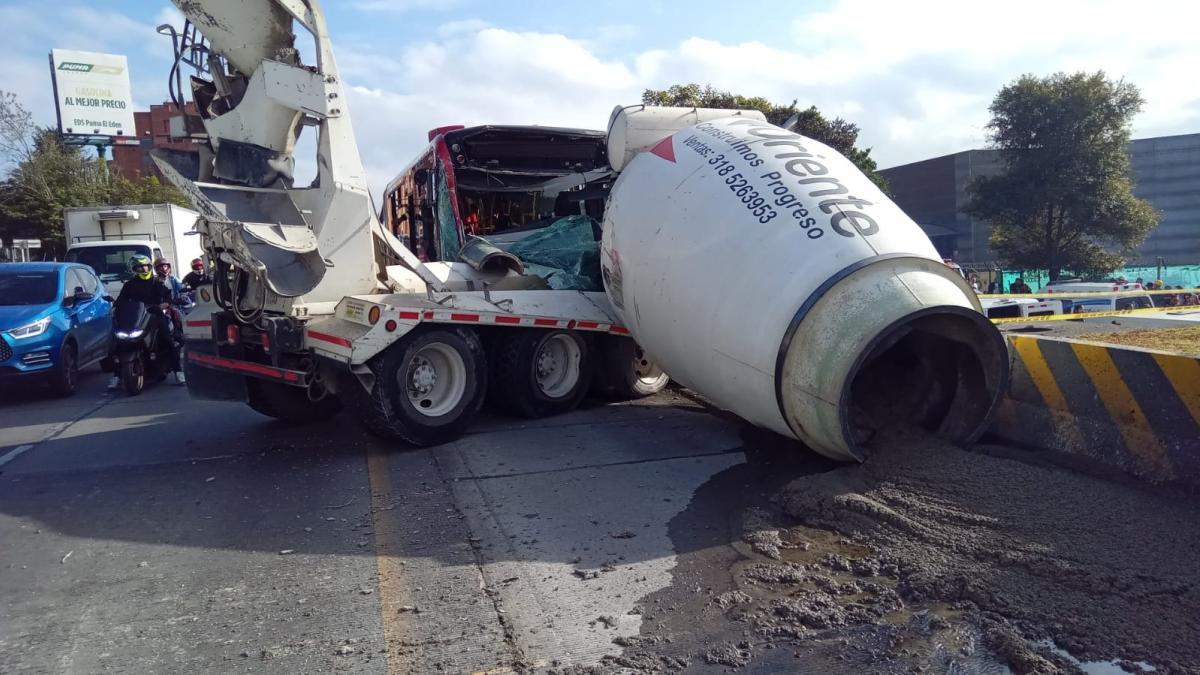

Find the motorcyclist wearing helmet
[[117, 255, 171, 306], [107, 255, 185, 389], [182, 258, 210, 290], [153, 257, 191, 333], [154, 258, 187, 307]]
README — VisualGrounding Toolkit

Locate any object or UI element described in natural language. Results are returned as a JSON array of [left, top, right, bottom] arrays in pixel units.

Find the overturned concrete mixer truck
[[161, 0, 1008, 459]]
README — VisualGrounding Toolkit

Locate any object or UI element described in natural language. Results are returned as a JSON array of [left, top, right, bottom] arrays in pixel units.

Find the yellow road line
[[367, 441, 408, 675], [1152, 354, 1200, 428], [1069, 343, 1174, 480]]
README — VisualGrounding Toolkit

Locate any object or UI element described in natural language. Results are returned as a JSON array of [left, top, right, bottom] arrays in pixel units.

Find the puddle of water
[[1037, 640, 1157, 674]]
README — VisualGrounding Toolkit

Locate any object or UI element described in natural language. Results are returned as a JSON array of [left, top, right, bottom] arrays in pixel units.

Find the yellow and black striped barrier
[[990, 334, 1200, 487]]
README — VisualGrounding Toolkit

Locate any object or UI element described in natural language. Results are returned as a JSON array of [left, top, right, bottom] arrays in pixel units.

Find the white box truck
[[63, 203, 203, 295]]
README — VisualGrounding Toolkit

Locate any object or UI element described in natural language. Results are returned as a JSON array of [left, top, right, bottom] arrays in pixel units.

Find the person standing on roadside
[[1010, 278, 1032, 294]]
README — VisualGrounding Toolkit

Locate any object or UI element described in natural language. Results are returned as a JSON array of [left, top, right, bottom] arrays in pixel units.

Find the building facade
[[110, 102, 201, 180], [880, 132, 1200, 266]]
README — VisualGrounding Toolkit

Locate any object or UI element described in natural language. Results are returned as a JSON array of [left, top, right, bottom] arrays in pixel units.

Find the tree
[[967, 72, 1159, 280], [0, 126, 107, 254], [641, 84, 889, 191], [0, 91, 190, 256]]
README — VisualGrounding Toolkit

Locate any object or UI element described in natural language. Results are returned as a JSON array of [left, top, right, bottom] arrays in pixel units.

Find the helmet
[[129, 254, 153, 281], [190, 257, 204, 271]]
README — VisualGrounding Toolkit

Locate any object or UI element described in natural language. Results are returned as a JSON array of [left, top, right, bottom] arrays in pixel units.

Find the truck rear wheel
[[349, 328, 487, 447], [246, 378, 343, 423], [490, 329, 591, 419], [592, 336, 670, 399]]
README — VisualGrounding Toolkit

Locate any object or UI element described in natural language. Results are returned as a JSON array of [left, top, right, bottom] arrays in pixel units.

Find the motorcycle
[[108, 299, 180, 395]]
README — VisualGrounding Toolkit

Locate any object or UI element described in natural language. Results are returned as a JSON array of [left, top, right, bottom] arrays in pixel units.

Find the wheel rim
[[63, 348, 77, 389], [534, 334, 582, 399], [401, 342, 467, 417], [632, 346, 666, 385]]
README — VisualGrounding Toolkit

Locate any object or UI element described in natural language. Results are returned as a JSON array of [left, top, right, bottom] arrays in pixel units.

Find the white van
[[1041, 279, 1145, 294], [1052, 294, 1154, 314], [981, 298, 1064, 319]]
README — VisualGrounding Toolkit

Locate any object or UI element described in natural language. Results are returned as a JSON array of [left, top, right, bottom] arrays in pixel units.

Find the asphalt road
[[0, 367, 829, 673]]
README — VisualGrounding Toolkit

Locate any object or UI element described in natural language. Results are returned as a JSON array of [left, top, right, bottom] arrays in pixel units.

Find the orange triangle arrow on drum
[[649, 135, 676, 162]]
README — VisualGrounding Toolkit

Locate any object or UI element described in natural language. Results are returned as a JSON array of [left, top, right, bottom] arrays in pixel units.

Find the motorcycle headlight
[[115, 329, 145, 340], [6, 317, 51, 340]]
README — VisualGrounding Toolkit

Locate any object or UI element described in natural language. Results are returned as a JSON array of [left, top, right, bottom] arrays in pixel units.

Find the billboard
[[49, 49, 137, 137]]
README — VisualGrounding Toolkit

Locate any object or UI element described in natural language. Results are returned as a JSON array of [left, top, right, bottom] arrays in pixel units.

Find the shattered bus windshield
[[381, 125, 612, 264]]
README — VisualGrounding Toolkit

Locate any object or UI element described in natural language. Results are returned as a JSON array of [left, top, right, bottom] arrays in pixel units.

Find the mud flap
[[182, 341, 248, 402]]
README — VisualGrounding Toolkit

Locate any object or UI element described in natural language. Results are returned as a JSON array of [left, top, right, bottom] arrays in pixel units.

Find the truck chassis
[[181, 287, 668, 446]]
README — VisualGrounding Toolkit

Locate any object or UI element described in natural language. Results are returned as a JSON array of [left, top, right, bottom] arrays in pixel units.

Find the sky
[[2, 0, 1198, 198]]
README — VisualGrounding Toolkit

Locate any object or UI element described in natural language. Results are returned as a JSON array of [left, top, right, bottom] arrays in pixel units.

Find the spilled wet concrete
[[596, 426, 1200, 674]]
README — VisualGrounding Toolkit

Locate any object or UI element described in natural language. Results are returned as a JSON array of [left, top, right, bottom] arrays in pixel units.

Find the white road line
[[0, 393, 115, 472], [0, 444, 36, 468]]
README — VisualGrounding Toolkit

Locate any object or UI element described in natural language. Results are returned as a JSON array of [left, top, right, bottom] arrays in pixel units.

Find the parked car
[[0, 262, 113, 396]]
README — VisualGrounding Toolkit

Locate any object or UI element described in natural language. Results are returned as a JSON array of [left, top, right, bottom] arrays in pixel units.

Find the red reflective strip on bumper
[[533, 318, 559, 327], [186, 320, 212, 328], [494, 315, 521, 325], [187, 351, 301, 382], [398, 311, 421, 320], [307, 330, 352, 348], [610, 326, 631, 335], [576, 321, 600, 330], [450, 313, 480, 322]]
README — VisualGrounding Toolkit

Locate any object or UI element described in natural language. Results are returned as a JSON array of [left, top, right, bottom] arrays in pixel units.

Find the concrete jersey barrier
[[990, 334, 1200, 487]]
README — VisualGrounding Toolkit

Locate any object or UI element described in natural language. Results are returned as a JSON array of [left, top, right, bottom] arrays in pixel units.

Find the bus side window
[[389, 190, 411, 246]]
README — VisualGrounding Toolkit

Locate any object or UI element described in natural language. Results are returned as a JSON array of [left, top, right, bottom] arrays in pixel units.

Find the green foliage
[[641, 84, 888, 192], [0, 90, 190, 257], [967, 72, 1159, 280], [108, 174, 193, 209], [0, 127, 107, 253]]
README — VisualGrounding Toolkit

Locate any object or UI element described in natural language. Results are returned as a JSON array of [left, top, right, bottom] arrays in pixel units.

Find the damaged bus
[[380, 125, 613, 276]]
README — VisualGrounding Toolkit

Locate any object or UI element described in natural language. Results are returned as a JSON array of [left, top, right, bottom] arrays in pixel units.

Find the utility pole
[[95, 141, 110, 183]]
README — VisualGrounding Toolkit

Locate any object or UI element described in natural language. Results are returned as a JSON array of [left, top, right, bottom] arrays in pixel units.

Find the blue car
[[0, 262, 113, 396]]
